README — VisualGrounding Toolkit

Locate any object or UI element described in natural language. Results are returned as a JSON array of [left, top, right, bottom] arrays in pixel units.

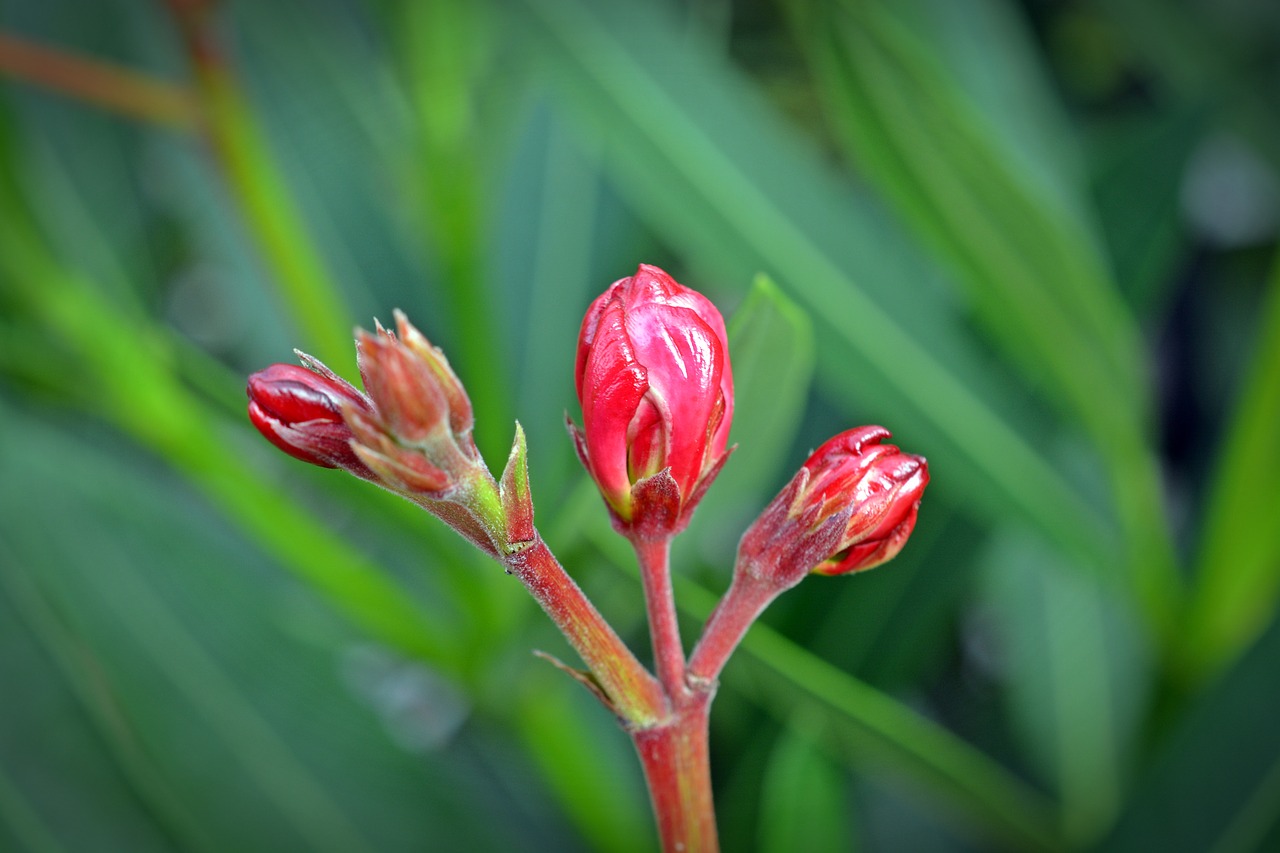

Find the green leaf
[[1182, 258, 1280, 681], [1090, 105, 1206, 312], [1100, 609, 1280, 853], [788, 0, 1178, 638], [514, 666, 653, 853], [982, 532, 1150, 846], [793, 0, 1140, 435], [758, 712, 856, 853], [677, 273, 816, 569], [0, 406, 511, 852], [512, 0, 1121, 581]]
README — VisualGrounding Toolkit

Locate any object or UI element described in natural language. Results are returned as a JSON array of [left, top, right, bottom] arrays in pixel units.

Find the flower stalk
[[633, 691, 719, 853], [633, 535, 687, 702], [245, 265, 929, 853]]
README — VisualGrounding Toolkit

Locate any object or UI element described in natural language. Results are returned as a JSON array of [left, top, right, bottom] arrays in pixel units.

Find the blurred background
[[2, 0, 1279, 850]]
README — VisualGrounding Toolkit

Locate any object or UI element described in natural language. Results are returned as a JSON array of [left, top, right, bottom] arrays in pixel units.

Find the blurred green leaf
[[513, 0, 1122, 582], [788, 0, 1179, 639], [0, 407, 509, 852], [393, 0, 515, 462], [983, 533, 1150, 846], [514, 667, 653, 853], [792, 0, 1142, 425], [0, 567, 179, 853], [758, 712, 856, 853], [1182, 257, 1280, 681], [1100, 609, 1280, 853], [678, 273, 815, 569], [1090, 105, 1205, 312], [164, 2, 354, 371]]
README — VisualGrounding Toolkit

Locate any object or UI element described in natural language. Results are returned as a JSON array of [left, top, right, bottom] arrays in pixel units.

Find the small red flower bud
[[247, 313, 504, 558], [246, 362, 373, 477], [571, 264, 734, 537], [738, 426, 928, 588], [356, 312, 476, 459]]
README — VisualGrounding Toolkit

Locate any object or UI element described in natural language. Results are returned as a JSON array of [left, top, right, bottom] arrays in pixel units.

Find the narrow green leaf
[[677, 273, 815, 566], [0, 760, 70, 853], [790, 0, 1180, 639], [758, 712, 856, 853], [180, 31, 354, 370], [513, 0, 1118, 578], [394, 0, 514, 462], [1100, 610, 1280, 853], [1091, 105, 1206, 312], [513, 667, 653, 853], [1182, 257, 1280, 681], [982, 532, 1150, 846], [0, 407, 509, 852], [795, 0, 1144, 430]]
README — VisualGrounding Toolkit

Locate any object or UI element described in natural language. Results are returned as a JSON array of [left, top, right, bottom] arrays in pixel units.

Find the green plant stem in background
[[398, 1, 512, 461], [164, 0, 352, 371]]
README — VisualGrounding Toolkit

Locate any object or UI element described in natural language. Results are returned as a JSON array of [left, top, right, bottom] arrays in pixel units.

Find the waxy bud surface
[[738, 426, 928, 588], [571, 264, 734, 537], [246, 361, 373, 477], [247, 312, 504, 557]]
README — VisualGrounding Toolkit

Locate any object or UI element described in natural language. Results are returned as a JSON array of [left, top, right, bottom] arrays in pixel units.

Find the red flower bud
[[354, 310, 478, 477], [246, 361, 374, 477], [571, 264, 734, 537], [247, 313, 503, 557], [738, 426, 928, 588]]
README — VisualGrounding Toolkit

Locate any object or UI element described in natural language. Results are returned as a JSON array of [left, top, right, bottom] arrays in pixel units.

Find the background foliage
[[2, 0, 1279, 850]]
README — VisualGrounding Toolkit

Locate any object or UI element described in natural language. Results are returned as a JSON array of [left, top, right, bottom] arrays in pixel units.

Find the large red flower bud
[[571, 264, 734, 538], [246, 359, 374, 478], [738, 426, 928, 588]]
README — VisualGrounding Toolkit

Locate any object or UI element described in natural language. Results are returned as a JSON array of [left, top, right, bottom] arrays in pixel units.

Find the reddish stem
[[632, 535, 687, 700], [688, 571, 779, 684], [0, 32, 196, 128], [503, 536, 666, 725], [633, 690, 719, 853]]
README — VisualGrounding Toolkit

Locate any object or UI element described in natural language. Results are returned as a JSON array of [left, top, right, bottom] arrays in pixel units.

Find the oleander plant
[[2, 1, 1280, 852]]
